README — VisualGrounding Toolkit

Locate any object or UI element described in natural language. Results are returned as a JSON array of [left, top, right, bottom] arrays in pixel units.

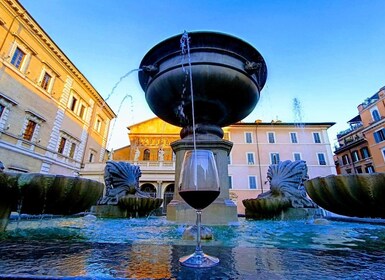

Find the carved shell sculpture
[[98, 161, 163, 217], [104, 160, 142, 195], [98, 161, 146, 205], [305, 174, 385, 218], [243, 160, 317, 219]]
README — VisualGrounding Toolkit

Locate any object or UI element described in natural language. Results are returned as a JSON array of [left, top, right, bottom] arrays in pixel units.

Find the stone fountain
[[0, 171, 104, 232], [92, 161, 163, 218], [139, 31, 267, 224], [243, 160, 320, 220], [305, 174, 385, 219]]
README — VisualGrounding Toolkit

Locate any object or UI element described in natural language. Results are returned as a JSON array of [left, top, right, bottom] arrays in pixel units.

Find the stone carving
[[98, 161, 148, 205], [243, 160, 317, 219]]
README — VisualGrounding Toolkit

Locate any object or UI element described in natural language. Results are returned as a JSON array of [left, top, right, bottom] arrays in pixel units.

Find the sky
[[19, 0, 385, 150]]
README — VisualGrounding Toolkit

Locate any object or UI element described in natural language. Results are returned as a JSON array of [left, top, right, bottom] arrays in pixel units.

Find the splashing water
[[101, 69, 141, 150], [179, 31, 197, 152], [105, 69, 142, 102], [106, 94, 132, 150], [293, 97, 305, 129]]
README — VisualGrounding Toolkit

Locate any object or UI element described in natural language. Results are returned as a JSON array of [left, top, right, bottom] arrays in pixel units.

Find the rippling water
[[1, 216, 385, 279]]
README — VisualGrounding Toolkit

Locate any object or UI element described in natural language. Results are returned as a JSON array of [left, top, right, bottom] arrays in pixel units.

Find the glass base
[[179, 251, 219, 268]]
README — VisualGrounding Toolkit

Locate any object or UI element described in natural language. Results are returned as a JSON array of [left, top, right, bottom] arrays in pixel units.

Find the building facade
[[83, 117, 336, 215], [0, 0, 115, 175], [335, 87, 385, 174], [228, 121, 336, 213]]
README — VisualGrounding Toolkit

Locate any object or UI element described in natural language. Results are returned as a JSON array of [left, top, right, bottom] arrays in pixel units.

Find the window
[[249, 176, 257, 189], [23, 120, 36, 141], [89, 151, 95, 163], [10, 47, 25, 69], [144, 149, 150, 161], [317, 153, 326, 165], [58, 137, 66, 154], [228, 176, 232, 189], [360, 147, 370, 159], [381, 148, 385, 162], [245, 132, 252, 143], [373, 128, 385, 143], [293, 153, 301, 161], [365, 165, 375, 173], [356, 167, 363, 174], [351, 151, 360, 162], [0, 104, 4, 117], [41, 72, 52, 91], [247, 153, 255, 164], [270, 153, 280, 164], [290, 132, 298, 143], [313, 132, 321, 143], [268, 132, 275, 143], [69, 143, 76, 159], [69, 96, 77, 112], [342, 154, 350, 165], [95, 116, 103, 133], [79, 105, 86, 119], [371, 108, 381, 122]]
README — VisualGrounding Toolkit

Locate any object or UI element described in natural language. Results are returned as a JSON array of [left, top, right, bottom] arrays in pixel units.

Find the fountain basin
[[0, 172, 104, 231], [138, 31, 267, 128], [1, 216, 385, 279], [305, 174, 385, 218]]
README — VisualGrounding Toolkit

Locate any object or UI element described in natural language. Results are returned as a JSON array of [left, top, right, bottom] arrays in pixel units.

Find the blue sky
[[19, 0, 385, 149]]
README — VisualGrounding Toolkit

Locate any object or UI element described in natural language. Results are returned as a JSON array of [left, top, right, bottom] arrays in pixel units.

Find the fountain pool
[[1, 216, 385, 279]]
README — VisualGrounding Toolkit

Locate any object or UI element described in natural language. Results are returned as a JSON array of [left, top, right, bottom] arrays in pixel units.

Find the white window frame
[[0, 93, 18, 131], [246, 152, 255, 165], [293, 152, 301, 161], [248, 176, 257, 189], [290, 132, 298, 143], [317, 153, 327, 165], [267, 132, 276, 143], [351, 150, 360, 162], [381, 148, 385, 163], [68, 90, 89, 120], [313, 132, 321, 143], [19, 110, 46, 145], [245, 132, 253, 143], [57, 130, 80, 159], [95, 115, 103, 133], [370, 106, 381, 122], [270, 152, 280, 164], [9, 43, 32, 73], [38, 66, 56, 93]]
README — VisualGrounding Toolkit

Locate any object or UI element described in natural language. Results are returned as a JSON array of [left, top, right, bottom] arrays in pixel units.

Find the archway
[[163, 184, 174, 214], [140, 183, 156, 197]]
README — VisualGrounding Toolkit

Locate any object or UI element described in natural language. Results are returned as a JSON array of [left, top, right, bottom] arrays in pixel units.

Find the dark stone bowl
[[138, 31, 267, 128], [305, 174, 385, 218]]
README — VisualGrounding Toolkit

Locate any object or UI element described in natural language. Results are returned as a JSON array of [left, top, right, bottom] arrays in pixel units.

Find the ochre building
[[0, 0, 115, 175]]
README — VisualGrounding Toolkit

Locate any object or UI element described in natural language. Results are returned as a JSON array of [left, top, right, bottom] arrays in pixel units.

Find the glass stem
[[195, 210, 202, 254]]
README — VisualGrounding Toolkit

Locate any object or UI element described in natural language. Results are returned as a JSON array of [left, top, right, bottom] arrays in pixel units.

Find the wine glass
[[178, 149, 220, 268]]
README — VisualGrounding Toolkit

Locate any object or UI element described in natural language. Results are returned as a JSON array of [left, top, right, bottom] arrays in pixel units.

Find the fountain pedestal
[[167, 135, 237, 225]]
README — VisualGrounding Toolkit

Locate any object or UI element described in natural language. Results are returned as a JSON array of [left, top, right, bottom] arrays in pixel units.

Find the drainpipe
[[255, 120, 264, 193]]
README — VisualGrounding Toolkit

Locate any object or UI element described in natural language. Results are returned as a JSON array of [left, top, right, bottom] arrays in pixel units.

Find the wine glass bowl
[[178, 149, 220, 268]]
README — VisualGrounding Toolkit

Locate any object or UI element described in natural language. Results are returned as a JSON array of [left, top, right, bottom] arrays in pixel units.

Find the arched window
[[143, 149, 150, 160], [371, 108, 381, 122]]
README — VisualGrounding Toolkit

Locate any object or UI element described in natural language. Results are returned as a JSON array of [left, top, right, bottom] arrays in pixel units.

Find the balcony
[[334, 136, 367, 154], [337, 122, 363, 139]]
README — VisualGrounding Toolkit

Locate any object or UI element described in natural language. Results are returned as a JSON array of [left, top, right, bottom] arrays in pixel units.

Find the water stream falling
[[293, 97, 305, 129], [180, 31, 197, 152], [180, 31, 199, 188], [100, 69, 142, 150]]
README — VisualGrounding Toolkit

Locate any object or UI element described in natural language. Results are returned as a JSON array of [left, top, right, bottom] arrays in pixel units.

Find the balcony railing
[[337, 123, 363, 138]]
